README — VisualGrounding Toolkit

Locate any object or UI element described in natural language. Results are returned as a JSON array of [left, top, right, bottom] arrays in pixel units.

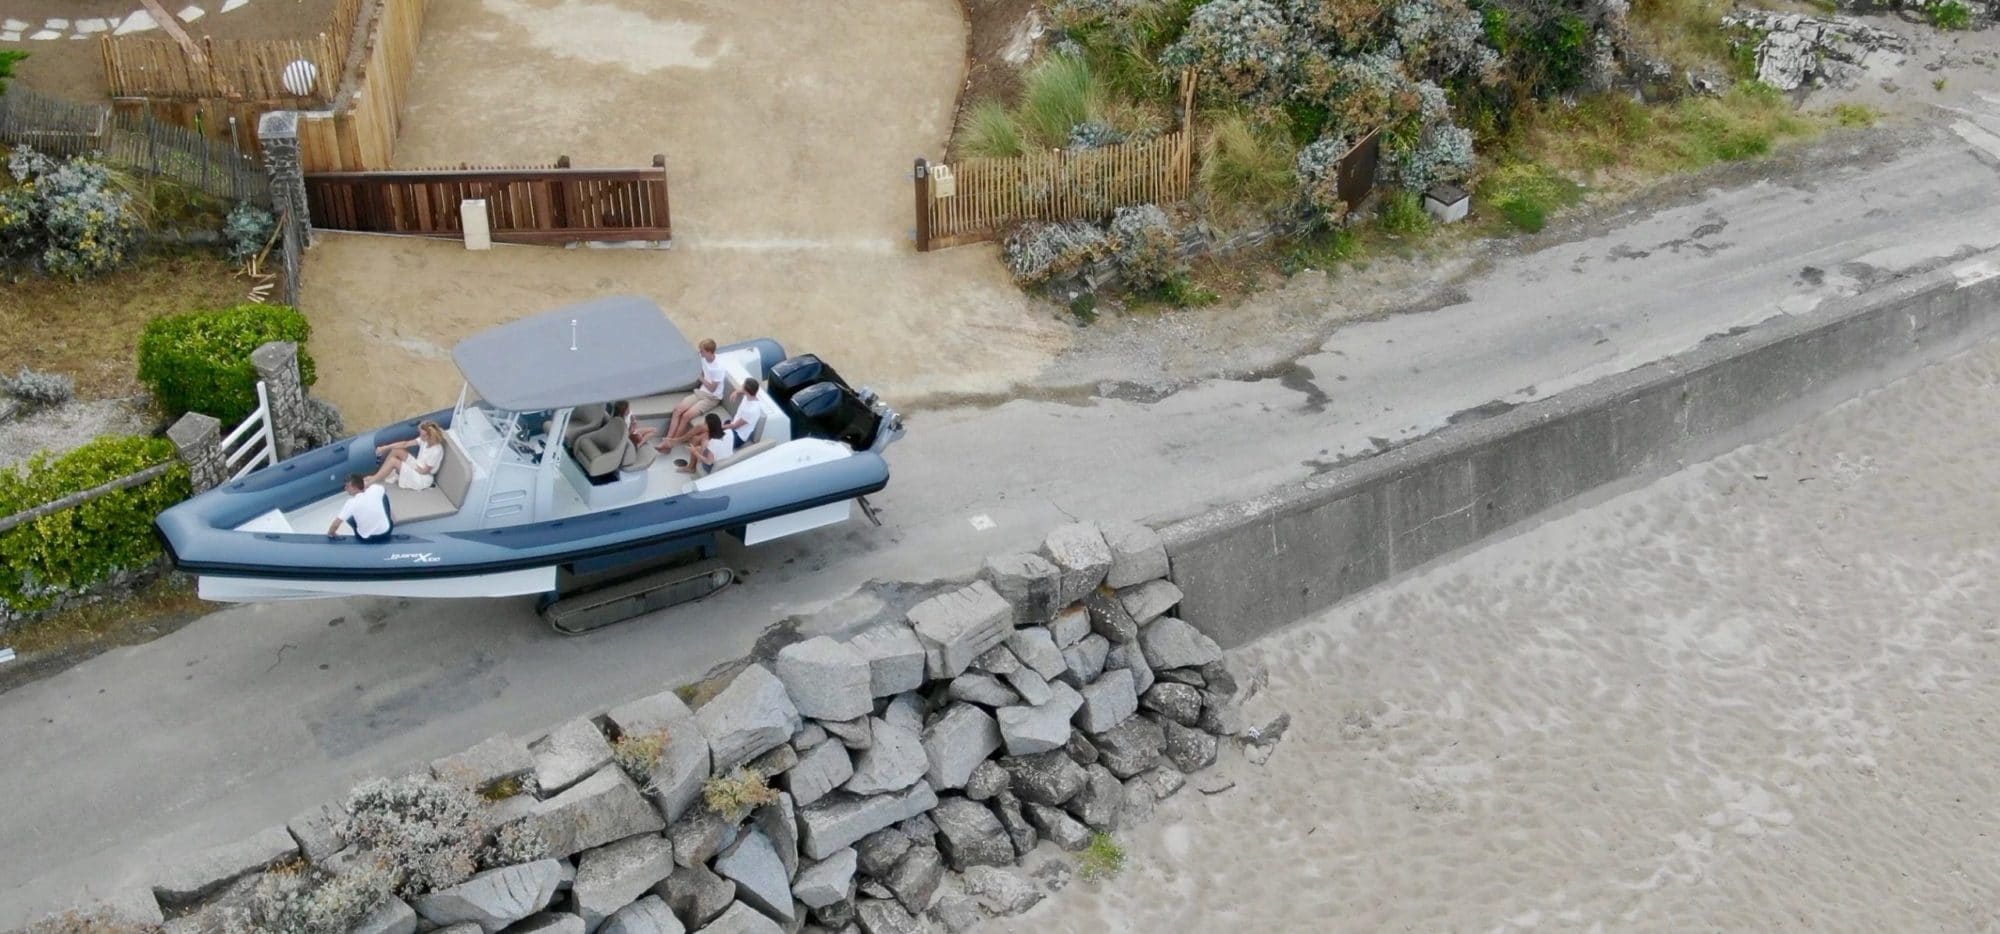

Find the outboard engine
[[769, 354, 905, 453]]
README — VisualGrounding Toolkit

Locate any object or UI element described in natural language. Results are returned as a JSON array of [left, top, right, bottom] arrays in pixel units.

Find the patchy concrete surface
[[6, 112, 2000, 925], [302, 0, 1067, 426], [996, 315, 2000, 933], [10, 90, 2000, 934]]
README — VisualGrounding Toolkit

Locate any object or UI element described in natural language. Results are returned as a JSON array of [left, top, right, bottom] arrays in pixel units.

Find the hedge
[[137, 303, 317, 425], [0, 435, 190, 619]]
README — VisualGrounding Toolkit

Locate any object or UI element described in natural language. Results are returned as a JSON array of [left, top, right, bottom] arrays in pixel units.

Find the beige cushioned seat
[[385, 433, 474, 523]]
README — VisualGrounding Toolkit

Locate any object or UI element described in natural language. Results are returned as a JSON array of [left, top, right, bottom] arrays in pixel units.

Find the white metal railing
[[220, 381, 278, 480]]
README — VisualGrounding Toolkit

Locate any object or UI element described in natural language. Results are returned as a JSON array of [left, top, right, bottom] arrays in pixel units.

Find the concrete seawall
[[1162, 251, 2000, 648]]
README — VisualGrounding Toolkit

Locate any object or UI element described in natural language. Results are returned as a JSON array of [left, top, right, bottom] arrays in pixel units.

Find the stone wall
[[1161, 250, 2000, 649], [67, 521, 1252, 934]]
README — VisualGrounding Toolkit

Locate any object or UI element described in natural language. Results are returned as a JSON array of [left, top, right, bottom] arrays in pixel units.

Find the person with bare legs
[[367, 421, 445, 489], [663, 338, 728, 449]]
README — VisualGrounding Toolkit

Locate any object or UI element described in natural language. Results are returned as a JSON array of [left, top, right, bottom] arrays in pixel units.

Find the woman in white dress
[[367, 420, 446, 489]]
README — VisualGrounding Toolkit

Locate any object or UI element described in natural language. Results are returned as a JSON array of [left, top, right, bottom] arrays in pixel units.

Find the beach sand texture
[[996, 338, 2000, 932]]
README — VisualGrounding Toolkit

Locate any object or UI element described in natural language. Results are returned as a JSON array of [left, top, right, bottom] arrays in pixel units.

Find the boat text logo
[[386, 552, 442, 564]]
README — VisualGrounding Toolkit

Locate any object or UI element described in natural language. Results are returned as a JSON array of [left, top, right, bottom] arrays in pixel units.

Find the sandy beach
[[997, 337, 2000, 932]]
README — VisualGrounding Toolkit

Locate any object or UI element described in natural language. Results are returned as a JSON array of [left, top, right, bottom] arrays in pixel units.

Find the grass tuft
[[1198, 114, 1297, 214], [1079, 832, 1127, 880], [960, 100, 1026, 159], [1476, 162, 1585, 233], [1019, 54, 1109, 148], [1377, 190, 1434, 236]]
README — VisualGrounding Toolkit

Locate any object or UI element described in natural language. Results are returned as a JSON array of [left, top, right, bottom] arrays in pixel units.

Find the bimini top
[[451, 295, 702, 411]]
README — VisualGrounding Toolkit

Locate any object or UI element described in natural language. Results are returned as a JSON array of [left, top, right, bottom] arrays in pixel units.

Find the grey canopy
[[451, 295, 702, 411]]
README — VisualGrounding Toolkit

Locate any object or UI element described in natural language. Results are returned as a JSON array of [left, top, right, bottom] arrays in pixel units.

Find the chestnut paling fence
[[98, 0, 366, 103], [914, 130, 1195, 251], [0, 86, 270, 204]]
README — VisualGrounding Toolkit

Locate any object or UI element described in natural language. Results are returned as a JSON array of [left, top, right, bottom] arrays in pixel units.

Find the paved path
[[4, 120, 2000, 924]]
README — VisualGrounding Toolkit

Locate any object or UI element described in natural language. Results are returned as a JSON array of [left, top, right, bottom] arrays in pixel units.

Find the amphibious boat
[[154, 296, 904, 631]]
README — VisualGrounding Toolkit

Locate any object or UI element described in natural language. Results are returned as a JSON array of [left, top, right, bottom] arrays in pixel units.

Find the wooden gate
[[303, 155, 672, 245]]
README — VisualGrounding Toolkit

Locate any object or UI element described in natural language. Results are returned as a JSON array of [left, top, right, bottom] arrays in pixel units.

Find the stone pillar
[[168, 412, 228, 494], [257, 110, 310, 251], [251, 341, 308, 460]]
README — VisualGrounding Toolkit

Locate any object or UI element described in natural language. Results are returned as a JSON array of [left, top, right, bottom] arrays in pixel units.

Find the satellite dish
[[280, 60, 318, 97]]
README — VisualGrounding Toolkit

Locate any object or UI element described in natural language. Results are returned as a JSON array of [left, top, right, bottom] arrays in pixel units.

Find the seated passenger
[[614, 400, 658, 447], [327, 473, 393, 542], [719, 377, 766, 447], [664, 339, 728, 448], [675, 413, 736, 475], [367, 420, 445, 490]]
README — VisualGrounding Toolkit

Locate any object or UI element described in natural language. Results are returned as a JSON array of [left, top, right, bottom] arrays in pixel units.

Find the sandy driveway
[[996, 333, 2000, 931], [301, 0, 1066, 426]]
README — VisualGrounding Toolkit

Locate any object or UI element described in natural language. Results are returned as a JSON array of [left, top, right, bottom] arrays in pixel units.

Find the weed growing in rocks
[[479, 820, 551, 870], [343, 776, 488, 895], [612, 729, 672, 781], [703, 767, 781, 819], [1079, 832, 1127, 879], [228, 865, 393, 934], [478, 772, 538, 802]]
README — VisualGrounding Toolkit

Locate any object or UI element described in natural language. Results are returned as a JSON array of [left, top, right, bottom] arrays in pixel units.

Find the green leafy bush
[[0, 435, 189, 619], [1377, 189, 1433, 235], [1079, 832, 1127, 879], [137, 304, 316, 424], [1929, 0, 1972, 29]]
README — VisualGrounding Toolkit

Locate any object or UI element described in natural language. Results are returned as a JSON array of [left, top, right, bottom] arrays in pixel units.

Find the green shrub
[[223, 203, 278, 265], [137, 303, 316, 424], [1377, 189, 1433, 235], [1929, 0, 1972, 30], [960, 101, 1027, 159], [0, 51, 26, 95], [0, 435, 189, 619], [1151, 274, 1219, 307]]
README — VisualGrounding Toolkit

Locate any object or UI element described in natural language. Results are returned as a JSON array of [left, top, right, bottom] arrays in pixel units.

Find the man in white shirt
[[663, 338, 729, 450], [327, 473, 394, 542], [720, 377, 766, 446]]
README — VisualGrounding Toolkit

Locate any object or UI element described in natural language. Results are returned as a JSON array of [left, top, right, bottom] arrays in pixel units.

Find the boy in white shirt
[[720, 377, 766, 446], [327, 473, 393, 542], [662, 338, 729, 450]]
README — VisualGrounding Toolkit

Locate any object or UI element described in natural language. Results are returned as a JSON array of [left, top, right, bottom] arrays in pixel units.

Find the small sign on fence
[[462, 199, 493, 251], [930, 165, 956, 199]]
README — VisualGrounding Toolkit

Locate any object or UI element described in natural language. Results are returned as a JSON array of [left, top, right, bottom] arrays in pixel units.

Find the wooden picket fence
[[304, 155, 672, 245], [0, 87, 269, 204], [99, 0, 366, 103], [915, 130, 1194, 251]]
